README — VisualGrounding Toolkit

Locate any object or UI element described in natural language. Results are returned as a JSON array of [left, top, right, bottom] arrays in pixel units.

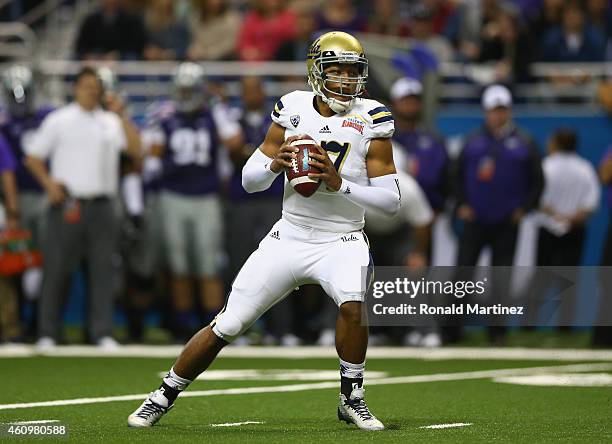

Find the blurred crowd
[[0, 59, 610, 349], [73, 0, 612, 71]]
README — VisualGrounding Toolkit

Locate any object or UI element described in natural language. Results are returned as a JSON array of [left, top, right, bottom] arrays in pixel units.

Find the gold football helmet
[[307, 31, 368, 113]]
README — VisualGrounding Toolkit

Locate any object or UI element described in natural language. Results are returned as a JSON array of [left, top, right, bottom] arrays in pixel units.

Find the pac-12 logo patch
[[290, 115, 300, 128]]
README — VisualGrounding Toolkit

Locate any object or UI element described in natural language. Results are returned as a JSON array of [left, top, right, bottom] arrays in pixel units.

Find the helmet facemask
[[308, 51, 368, 114]]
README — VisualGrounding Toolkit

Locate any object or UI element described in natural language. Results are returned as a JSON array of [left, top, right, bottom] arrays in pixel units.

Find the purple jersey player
[[1, 65, 52, 246], [147, 63, 243, 340]]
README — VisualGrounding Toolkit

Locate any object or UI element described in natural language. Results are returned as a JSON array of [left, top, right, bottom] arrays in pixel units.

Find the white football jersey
[[271, 90, 394, 232]]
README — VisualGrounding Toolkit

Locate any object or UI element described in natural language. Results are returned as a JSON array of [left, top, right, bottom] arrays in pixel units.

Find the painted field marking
[[158, 369, 389, 381], [6, 420, 60, 425], [420, 423, 472, 429], [494, 373, 612, 387], [211, 421, 264, 427], [2, 344, 612, 361], [0, 362, 610, 411]]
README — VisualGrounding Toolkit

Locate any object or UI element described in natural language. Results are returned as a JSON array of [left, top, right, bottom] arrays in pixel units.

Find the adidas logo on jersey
[[319, 125, 332, 134], [341, 234, 359, 242], [269, 230, 280, 240]]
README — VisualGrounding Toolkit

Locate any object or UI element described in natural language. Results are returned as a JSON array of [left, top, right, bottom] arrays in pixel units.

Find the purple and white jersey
[[148, 102, 240, 196], [0, 107, 53, 192]]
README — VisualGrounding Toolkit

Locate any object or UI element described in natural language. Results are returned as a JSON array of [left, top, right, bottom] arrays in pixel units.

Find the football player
[[146, 62, 244, 340], [0, 65, 53, 338], [0, 66, 52, 249], [128, 31, 400, 431]]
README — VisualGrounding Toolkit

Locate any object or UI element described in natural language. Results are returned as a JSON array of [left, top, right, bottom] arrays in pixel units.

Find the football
[[286, 135, 321, 197]]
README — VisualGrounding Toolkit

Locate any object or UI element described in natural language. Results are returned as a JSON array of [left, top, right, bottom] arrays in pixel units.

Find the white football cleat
[[128, 389, 173, 428], [337, 387, 384, 431]]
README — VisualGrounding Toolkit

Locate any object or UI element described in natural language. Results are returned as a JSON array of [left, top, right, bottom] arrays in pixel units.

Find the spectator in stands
[[188, 0, 242, 61], [541, 1, 606, 62], [75, 0, 147, 60], [0, 65, 52, 340], [445, 0, 512, 62], [423, 0, 455, 35], [143, 0, 190, 60], [25, 67, 141, 349], [409, 3, 455, 64], [147, 63, 243, 340], [367, 0, 410, 37], [454, 85, 543, 344], [526, 0, 564, 58], [478, 6, 532, 83], [237, 0, 297, 62], [537, 129, 599, 266], [586, 0, 612, 39], [275, 5, 317, 61], [593, 147, 612, 346], [315, 0, 366, 34]]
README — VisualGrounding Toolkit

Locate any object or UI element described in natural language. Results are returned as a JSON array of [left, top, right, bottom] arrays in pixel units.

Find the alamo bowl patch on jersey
[[270, 90, 394, 233]]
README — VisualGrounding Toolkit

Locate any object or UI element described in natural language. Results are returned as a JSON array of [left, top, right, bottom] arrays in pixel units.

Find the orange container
[[0, 230, 43, 276]]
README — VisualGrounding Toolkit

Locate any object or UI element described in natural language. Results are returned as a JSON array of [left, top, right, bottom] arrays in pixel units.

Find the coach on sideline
[[25, 67, 141, 348], [453, 84, 544, 343]]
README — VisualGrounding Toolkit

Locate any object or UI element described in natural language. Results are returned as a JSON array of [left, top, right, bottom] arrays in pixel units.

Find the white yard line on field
[[0, 362, 610, 411], [211, 421, 264, 427], [6, 420, 60, 425], [2, 344, 612, 361], [420, 423, 472, 429]]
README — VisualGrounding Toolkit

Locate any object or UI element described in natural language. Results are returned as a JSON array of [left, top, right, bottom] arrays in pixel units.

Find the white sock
[[162, 367, 192, 391], [340, 358, 365, 379]]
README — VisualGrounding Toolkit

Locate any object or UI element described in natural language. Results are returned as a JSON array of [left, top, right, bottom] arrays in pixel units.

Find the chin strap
[[322, 94, 354, 114]]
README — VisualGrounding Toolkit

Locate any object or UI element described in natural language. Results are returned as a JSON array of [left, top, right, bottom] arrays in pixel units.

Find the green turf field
[[1, 347, 611, 443]]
